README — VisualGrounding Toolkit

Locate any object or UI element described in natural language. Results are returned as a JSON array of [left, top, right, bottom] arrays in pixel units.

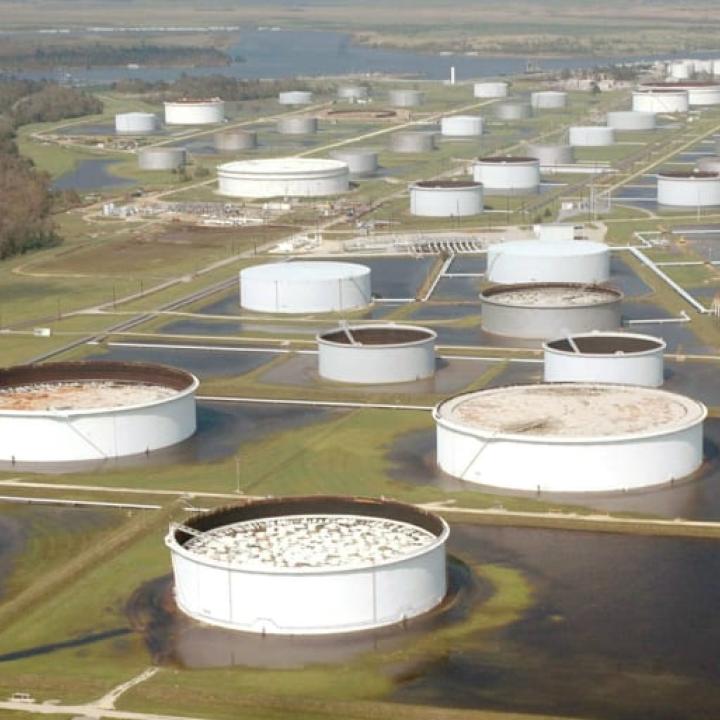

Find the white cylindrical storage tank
[[696, 156, 720, 174], [329, 148, 378, 177], [214, 130, 257, 152], [166, 496, 449, 634], [632, 89, 689, 113], [433, 384, 706, 492], [713, 59, 720, 77], [217, 158, 349, 199], [164, 98, 225, 125], [0, 361, 198, 463], [138, 147, 186, 171], [472, 156, 540, 195], [657, 171, 720, 207], [388, 89, 424, 108], [543, 332, 666, 387], [641, 82, 720, 107], [276, 115, 318, 135], [694, 59, 714, 75], [487, 240, 610, 285], [440, 115, 483, 137], [317, 325, 436, 384], [409, 180, 483, 217], [669, 60, 693, 80], [115, 112, 158, 135], [568, 126, 615, 147], [479, 283, 623, 340], [606, 111, 656, 131], [390, 131, 436, 153], [239, 261, 371, 314], [278, 91, 313, 106], [337, 85, 369, 102], [473, 82, 508, 98], [531, 91, 567, 109], [495, 101, 533, 121], [525, 143, 575, 167]]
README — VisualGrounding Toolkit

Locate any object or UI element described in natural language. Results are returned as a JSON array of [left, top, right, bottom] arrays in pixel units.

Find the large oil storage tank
[[641, 81, 720, 107], [657, 170, 720, 207], [696, 156, 720, 174], [115, 112, 158, 135], [531, 91, 567, 110], [317, 324, 437, 384], [525, 143, 575, 168], [278, 91, 313, 106], [440, 115, 483, 137], [568, 126, 615, 147], [606, 111, 656, 131], [543, 332, 666, 387], [337, 85, 369, 102], [473, 82, 508, 98], [472, 156, 540, 195], [495, 101, 533, 121], [479, 283, 623, 339], [214, 129, 257, 152], [218, 158, 349, 198], [669, 59, 693, 80], [166, 495, 449, 635], [409, 180, 483, 217], [276, 115, 318, 135], [0, 361, 198, 463], [433, 383, 706, 492], [240, 261, 371, 314], [632, 88, 689, 113], [329, 148, 378, 177], [164, 98, 225, 125], [138, 147, 186, 171], [487, 240, 610, 284], [390, 130, 436, 153], [388, 89, 424, 108]]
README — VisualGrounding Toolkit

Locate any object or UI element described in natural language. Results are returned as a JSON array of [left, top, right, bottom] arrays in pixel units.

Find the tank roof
[[658, 170, 720, 179], [478, 156, 537, 163], [165, 97, 223, 105], [435, 383, 706, 439], [490, 239, 608, 257], [413, 180, 481, 189], [218, 158, 347, 174], [242, 260, 370, 281], [544, 332, 666, 355], [481, 283, 621, 308], [318, 324, 436, 346]]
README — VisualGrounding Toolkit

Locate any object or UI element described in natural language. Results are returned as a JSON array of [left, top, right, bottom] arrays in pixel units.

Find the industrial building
[[495, 101, 532, 121], [317, 325, 437, 384], [0, 361, 198, 463], [278, 91, 313, 105], [440, 115, 483, 137], [214, 130, 257, 152], [606, 111, 656, 131], [525, 143, 575, 168], [657, 171, 720, 207], [217, 158, 350, 198], [138, 147, 186, 171], [166, 495, 449, 634], [276, 115, 318, 135], [543, 332, 666, 387], [568, 126, 615, 147], [388, 89, 424, 107], [473, 82, 508, 98], [164, 98, 225, 125], [479, 283, 623, 339], [632, 88, 689, 113], [434, 383, 706, 492], [390, 131, 436, 153], [487, 240, 610, 284], [409, 180, 483, 217], [329, 148, 378, 177], [239, 261, 372, 314], [115, 112, 158, 135], [530, 91, 567, 109], [472, 156, 540, 195]]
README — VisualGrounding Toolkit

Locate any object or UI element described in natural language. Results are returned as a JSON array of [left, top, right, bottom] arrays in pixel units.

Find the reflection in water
[[127, 559, 481, 669]]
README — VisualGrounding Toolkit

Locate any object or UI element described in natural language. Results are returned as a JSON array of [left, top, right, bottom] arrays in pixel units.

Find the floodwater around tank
[[52, 159, 135, 191]]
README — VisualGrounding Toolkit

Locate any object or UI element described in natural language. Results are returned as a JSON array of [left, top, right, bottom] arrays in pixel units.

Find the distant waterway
[[11, 29, 720, 85]]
